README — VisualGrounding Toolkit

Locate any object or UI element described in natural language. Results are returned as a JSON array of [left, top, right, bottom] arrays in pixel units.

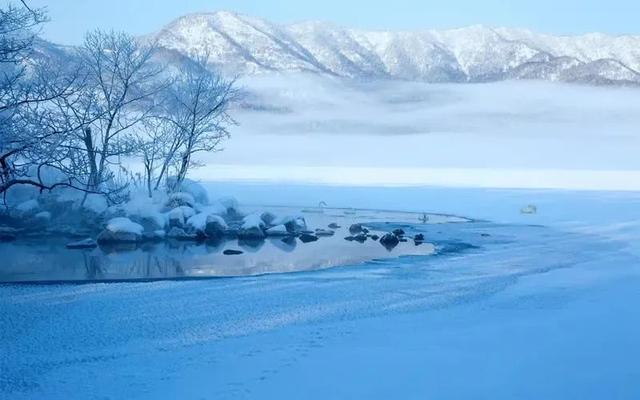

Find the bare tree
[[0, 1, 77, 198], [133, 116, 175, 197], [47, 30, 166, 195], [160, 56, 238, 191]]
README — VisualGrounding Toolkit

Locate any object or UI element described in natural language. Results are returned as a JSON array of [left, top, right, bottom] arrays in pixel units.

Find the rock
[[399, 238, 408, 242], [97, 230, 140, 244], [328, 223, 340, 229], [282, 216, 307, 233], [167, 178, 209, 205], [166, 227, 198, 241], [369, 234, 380, 241], [481, 233, 491, 237], [379, 233, 400, 250], [353, 233, 367, 243], [239, 213, 266, 239], [266, 224, 290, 237], [414, 233, 425, 241], [223, 249, 243, 256], [142, 230, 166, 242], [260, 211, 277, 227], [299, 233, 319, 243], [344, 236, 355, 241], [139, 215, 164, 232], [217, 197, 241, 216], [204, 215, 227, 238], [168, 206, 195, 228], [349, 223, 364, 234], [315, 229, 335, 237], [66, 238, 98, 249], [97, 217, 143, 243], [392, 228, 406, 236], [164, 192, 196, 210]]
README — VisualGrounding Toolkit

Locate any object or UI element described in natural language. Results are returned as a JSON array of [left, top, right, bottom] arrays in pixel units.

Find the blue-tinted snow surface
[[2, 184, 640, 399]]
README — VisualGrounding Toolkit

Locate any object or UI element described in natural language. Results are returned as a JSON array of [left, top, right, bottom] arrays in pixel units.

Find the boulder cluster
[[345, 224, 426, 251]]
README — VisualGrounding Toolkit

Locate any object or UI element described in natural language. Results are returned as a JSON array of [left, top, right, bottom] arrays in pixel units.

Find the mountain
[[146, 11, 640, 85]]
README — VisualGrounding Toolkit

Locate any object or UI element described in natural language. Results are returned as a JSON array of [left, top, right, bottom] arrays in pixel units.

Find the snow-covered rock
[[217, 196, 241, 216], [266, 224, 289, 237], [260, 211, 277, 227], [273, 215, 307, 233], [187, 213, 228, 238], [238, 213, 266, 239], [164, 192, 196, 210], [168, 206, 196, 228], [97, 217, 144, 243], [166, 178, 209, 205]]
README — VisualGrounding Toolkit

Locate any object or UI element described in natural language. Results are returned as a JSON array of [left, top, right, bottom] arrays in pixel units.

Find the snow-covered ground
[[185, 75, 640, 190], [2, 184, 640, 399]]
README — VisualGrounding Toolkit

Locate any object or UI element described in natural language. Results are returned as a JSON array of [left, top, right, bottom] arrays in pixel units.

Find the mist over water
[[192, 74, 640, 189]]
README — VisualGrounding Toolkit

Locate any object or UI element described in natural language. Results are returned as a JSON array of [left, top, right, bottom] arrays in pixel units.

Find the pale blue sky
[[24, 0, 640, 44]]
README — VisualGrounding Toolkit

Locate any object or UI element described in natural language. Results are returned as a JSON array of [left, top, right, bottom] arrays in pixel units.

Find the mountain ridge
[[50, 10, 640, 85]]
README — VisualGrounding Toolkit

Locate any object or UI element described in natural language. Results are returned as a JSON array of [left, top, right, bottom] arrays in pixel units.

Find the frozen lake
[[2, 184, 640, 399]]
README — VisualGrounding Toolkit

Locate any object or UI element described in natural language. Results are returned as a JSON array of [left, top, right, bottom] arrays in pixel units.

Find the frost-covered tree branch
[[158, 55, 238, 191]]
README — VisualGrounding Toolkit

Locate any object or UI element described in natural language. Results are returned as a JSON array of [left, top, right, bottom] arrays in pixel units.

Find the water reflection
[[0, 208, 465, 283]]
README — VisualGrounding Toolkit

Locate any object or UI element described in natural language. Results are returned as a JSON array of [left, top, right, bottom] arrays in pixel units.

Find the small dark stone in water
[[66, 238, 98, 249], [379, 233, 399, 250], [369, 234, 379, 241], [399, 238, 408, 242], [362, 228, 369, 234], [299, 233, 319, 243], [481, 233, 491, 237], [414, 233, 425, 241], [223, 249, 243, 255], [328, 223, 340, 229], [281, 236, 296, 245], [315, 229, 335, 237], [392, 228, 405, 236], [344, 236, 355, 241], [353, 233, 367, 243], [349, 223, 363, 234]]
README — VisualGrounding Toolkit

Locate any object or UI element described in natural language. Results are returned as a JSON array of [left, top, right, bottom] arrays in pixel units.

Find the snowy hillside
[[148, 11, 640, 85]]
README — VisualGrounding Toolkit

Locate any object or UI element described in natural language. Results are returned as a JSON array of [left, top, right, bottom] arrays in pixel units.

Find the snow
[[105, 217, 144, 235], [120, 192, 166, 229]]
